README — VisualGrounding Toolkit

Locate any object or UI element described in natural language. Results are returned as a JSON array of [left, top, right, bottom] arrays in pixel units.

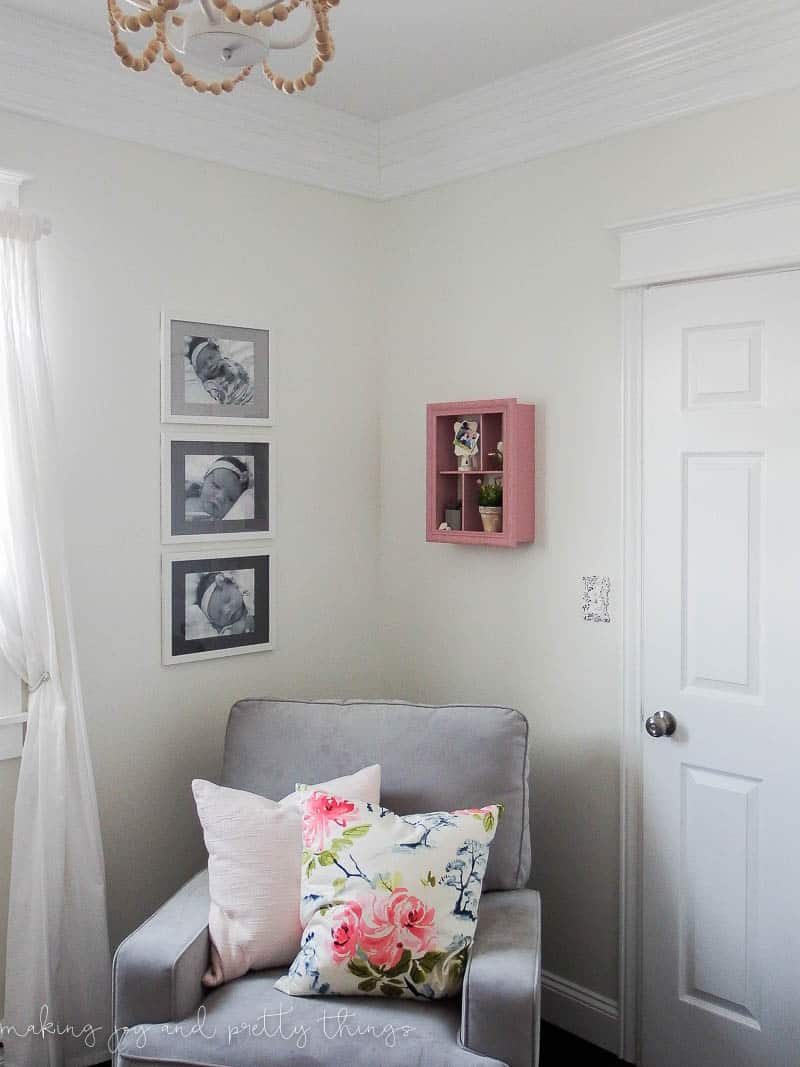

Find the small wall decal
[[582, 576, 611, 623]]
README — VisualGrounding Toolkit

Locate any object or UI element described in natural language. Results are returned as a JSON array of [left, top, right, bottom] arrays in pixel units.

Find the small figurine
[[489, 440, 504, 467], [454, 420, 480, 471], [438, 522, 451, 531]]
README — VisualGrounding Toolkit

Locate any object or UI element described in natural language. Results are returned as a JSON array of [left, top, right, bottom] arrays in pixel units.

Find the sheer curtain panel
[[0, 206, 111, 1067]]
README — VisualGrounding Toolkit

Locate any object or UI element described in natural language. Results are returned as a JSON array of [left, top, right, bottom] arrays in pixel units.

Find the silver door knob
[[645, 710, 677, 738]]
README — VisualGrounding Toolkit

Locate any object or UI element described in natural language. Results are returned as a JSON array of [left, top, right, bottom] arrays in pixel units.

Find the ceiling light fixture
[[107, 0, 338, 97]]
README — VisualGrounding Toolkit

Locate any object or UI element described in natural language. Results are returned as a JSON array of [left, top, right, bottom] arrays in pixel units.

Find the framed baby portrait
[[161, 310, 272, 425], [161, 431, 274, 543], [162, 548, 273, 665]]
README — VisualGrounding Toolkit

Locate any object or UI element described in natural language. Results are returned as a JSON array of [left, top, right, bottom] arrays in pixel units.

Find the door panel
[[682, 453, 762, 696], [641, 272, 800, 1067], [681, 765, 760, 1024]]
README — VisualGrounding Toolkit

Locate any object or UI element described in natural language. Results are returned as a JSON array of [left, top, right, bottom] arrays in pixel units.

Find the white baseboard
[[541, 970, 619, 1056]]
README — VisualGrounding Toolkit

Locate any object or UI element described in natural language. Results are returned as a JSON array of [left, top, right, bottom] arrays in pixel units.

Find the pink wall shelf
[[426, 398, 535, 547]]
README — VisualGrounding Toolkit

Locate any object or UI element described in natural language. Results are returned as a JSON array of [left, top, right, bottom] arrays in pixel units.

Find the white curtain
[[0, 207, 111, 1067]]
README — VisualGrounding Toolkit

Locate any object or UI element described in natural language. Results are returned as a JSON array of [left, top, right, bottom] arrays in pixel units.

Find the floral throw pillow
[[275, 794, 501, 1001]]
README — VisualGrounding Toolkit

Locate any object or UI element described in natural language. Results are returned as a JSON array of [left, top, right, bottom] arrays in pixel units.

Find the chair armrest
[[461, 889, 541, 1067], [112, 870, 210, 1032]]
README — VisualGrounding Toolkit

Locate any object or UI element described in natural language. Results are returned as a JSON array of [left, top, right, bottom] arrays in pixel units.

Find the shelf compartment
[[434, 472, 461, 525], [461, 473, 483, 532], [480, 413, 504, 472]]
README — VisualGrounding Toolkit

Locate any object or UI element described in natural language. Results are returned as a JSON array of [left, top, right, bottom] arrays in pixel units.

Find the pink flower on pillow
[[361, 889, 437, 969], [453, 806, 493, 816], [330, 901, 365, 964], [303, 791, 358, 851]]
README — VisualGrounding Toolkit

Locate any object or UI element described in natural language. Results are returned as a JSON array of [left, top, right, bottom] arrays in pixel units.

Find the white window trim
[[0, 167, 33, 758], [0, 665, 25, 761]]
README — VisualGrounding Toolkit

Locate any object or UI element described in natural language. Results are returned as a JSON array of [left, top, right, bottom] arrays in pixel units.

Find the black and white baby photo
[[184, 335, 255, 407], [185, 568, 256, 640], [163, 435, 271, 541], [164, 316, 270, 423], [164, 551, 271, 664], [185, 453, 255, 522]]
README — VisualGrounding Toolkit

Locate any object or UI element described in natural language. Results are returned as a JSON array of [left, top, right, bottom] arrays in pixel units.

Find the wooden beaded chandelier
[[107, 0, 339, 97]]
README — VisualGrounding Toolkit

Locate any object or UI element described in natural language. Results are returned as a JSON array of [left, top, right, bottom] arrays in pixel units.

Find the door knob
[[645, 710, 677, 738]]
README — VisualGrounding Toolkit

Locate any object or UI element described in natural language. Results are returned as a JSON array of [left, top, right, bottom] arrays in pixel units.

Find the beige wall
[[0, 109, 385, 1009], [1, 84, 800, 1019], [377, 86, 800, 1001]]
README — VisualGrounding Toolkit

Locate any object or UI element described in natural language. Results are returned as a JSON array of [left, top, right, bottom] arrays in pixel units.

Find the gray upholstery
[[113, 871, 210, 1031], [116, 967, 509, 1067], [461, 890, 541, 1067], [112, 700, 540, 1067], [222, 699, 531, 891]]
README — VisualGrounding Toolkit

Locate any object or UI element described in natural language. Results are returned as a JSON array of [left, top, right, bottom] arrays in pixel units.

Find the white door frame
[[611, 187, 800, 1064]]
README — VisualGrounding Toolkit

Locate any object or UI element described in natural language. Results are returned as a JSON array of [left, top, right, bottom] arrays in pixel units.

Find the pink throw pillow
[[192, 764, 381, 987]]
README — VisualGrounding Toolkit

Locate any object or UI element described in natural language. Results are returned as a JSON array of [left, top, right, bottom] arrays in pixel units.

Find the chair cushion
[[276, 797, 500, 1000], [222, 700, 531, 890], [192, 764, 380, 987], [115, 968, 508, 1067]]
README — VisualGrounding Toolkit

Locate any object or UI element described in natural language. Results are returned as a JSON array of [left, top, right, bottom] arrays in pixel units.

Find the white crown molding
[[378, 0, 800, 199], [0, 5, 381, 199], [1, 0, 800, 201]]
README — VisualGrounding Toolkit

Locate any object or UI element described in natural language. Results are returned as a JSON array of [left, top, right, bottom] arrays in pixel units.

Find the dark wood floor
[[541, 1022, 624, 1064]]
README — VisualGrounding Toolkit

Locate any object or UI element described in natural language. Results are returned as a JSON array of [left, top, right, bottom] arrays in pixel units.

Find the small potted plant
[[477, 478, 503, 533]]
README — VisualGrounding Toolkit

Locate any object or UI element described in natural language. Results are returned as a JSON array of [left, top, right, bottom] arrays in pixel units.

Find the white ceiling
[[22, 0, 714, 120]]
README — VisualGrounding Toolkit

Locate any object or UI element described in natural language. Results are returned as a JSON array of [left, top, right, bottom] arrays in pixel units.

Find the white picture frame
[[162, 546, 275, 665], [161, 429, 275, 544], [161, 308, 274, 426]]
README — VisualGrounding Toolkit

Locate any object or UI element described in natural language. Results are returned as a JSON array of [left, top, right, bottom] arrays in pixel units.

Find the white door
[[641, 271, 800, 1067]]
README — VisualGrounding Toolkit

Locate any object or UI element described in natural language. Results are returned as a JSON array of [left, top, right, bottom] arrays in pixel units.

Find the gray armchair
[[113, 700, 541, 1067]]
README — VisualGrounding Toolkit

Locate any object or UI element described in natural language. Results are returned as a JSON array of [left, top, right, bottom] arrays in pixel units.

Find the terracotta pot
[[479, 505, 502, 533]]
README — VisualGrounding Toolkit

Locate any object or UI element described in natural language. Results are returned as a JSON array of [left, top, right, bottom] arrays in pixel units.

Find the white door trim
[[619, 286, 645, 1063], [613, 187, 800, 1064], [611, 187, 800, 289]]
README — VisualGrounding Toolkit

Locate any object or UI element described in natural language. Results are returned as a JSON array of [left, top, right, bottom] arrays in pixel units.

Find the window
[[0, 652, 24, 759], [0, 167, 27, 756]]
